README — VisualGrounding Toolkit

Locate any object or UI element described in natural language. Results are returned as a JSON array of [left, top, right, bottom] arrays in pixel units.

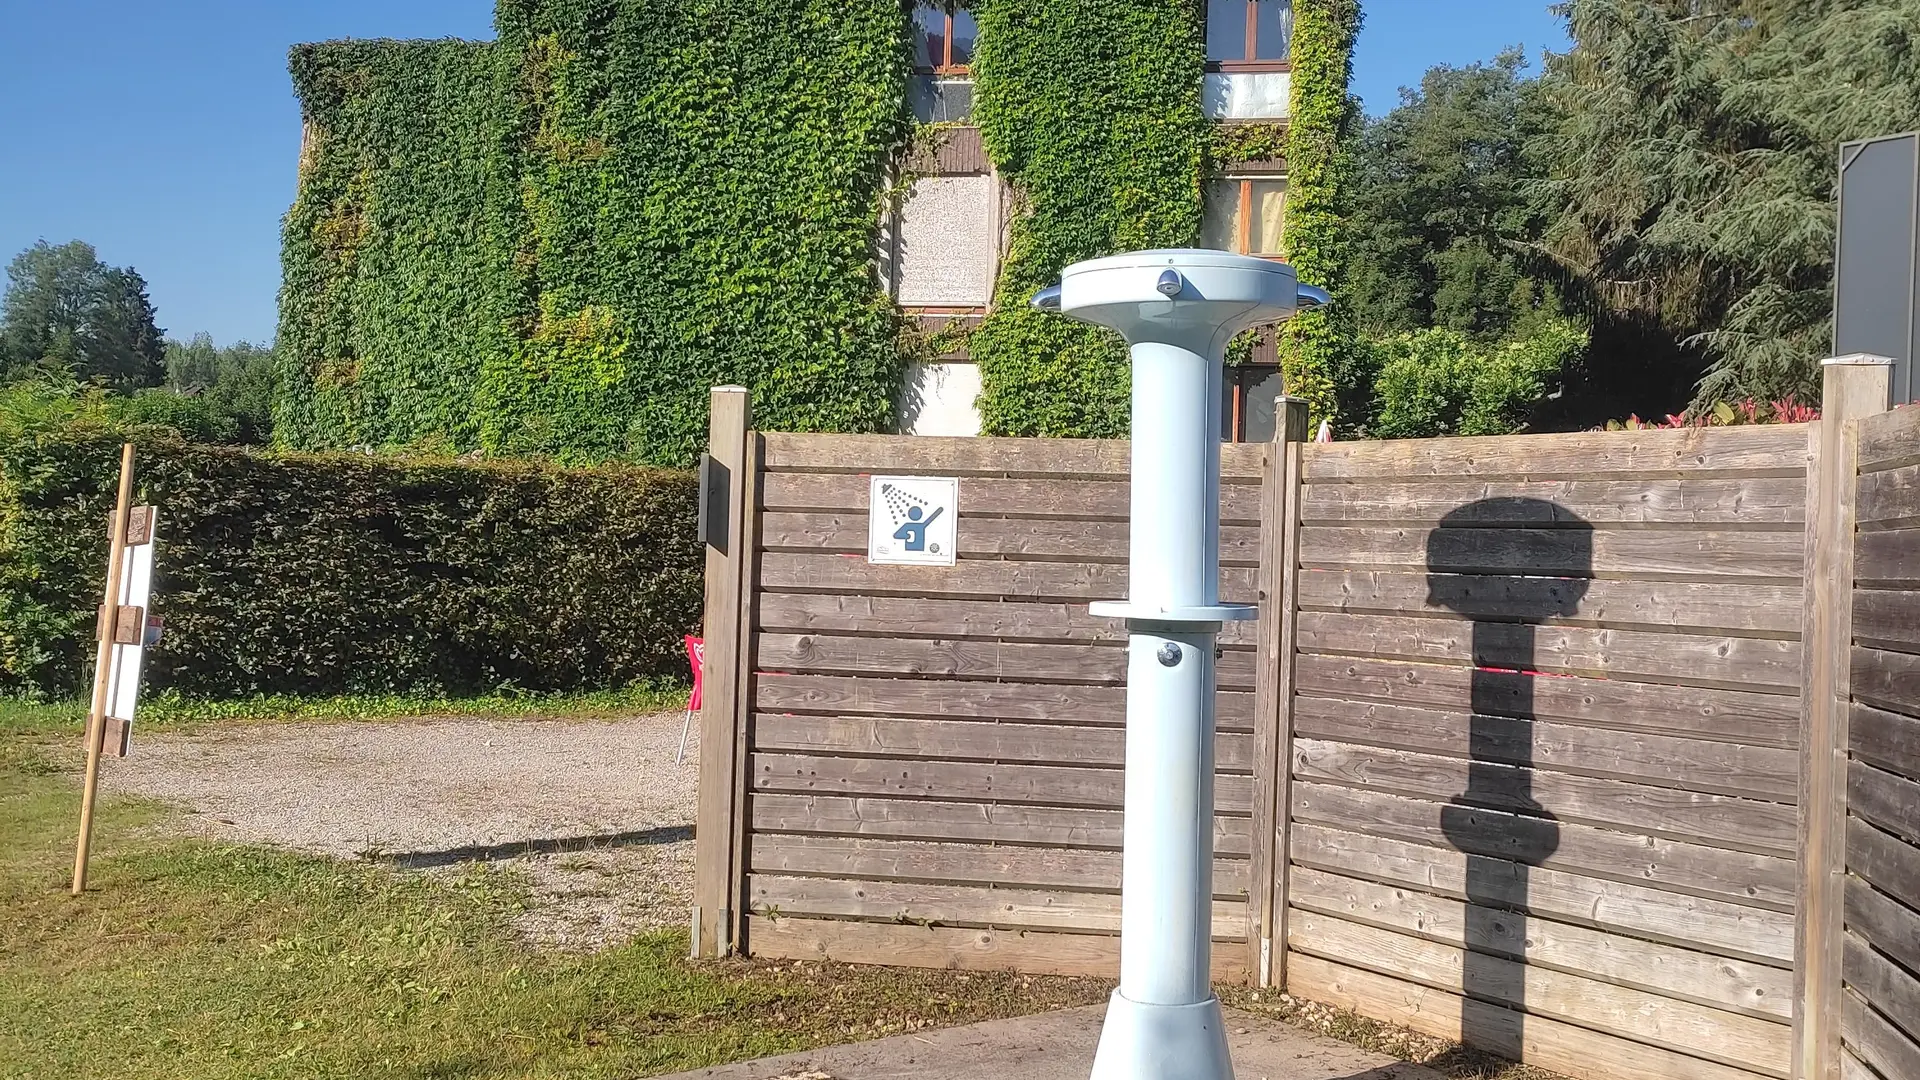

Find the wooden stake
[[71, 442, 136, 896]]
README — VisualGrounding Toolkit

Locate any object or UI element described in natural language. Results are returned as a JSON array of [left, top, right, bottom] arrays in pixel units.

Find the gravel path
[[100, 712, 699, 949]]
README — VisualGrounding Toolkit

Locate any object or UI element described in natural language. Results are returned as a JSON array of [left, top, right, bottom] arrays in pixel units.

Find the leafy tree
[[161, 332, 279, 444], [1347, 51, 1560, 343], [1370, 318, 1587, 438], [0, 240, 166, 391]]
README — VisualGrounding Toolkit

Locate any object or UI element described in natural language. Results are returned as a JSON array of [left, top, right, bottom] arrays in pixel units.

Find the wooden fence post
[[1247, 397, 1311, 987], [1792, 354, 1892, 1080], [693, 386, 751, 958]]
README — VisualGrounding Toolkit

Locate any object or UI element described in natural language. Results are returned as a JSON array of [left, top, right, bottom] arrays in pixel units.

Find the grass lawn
[[0, 728, 1107, 1080]]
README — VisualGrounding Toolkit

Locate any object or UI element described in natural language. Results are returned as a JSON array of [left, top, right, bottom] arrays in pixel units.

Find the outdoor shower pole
[[1033, 250, 1324, 1080]]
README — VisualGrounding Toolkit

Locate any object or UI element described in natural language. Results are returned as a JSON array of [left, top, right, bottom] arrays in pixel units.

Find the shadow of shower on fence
[[1426, 497, 1591, 1055]]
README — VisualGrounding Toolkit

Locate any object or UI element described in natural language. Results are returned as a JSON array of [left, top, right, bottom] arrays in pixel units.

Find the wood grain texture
[[746, 915, 1250, 981], [1250, 405, 1305, 985], [1292, 696, 1800, 801], [748, 874, 1244, 937], [1841, 991, 1920, 1080], [1287, 911, 1790, 1075], [1289, 824, 1796, 963], [1843, 932, 1920, 1049], [1857, 403, 1920, 474], [755, 591, 1257, 646], [1853, 529, 1920, 588], [749, 793, 1253, 854], [1291, 782, 1796, 910], [1845, 876, 1920, 977], [758, 511, 1264, 565], [753, 752, 1255, 813], [754, 673, 1256, 731], [747, 833, 1248, 897], [1294, 654, 1802, 747], [1302, 424, 1809, 482], [1289, 866, 1792, 1019], [1301, 477, 1806, 525], [1298, 570, 1803, 635], [1287, 953, 1777, 1080], [754, 632, 1257, 690], [1857, 463, 1920, 526], [760, 471, 1263, 524], [1847, 816, 1920, 919], [1300, 526, 1805, 580], [753, 714, 1256, 772], [758, 551, 1258, 604], [1849, 589, 1920, 654], [1847, 760, 1920, 845], [1293, 739, 1796, 855], [759, 432, 1259, 481], [1851, 646, 1920, 721], [1295, 611, 1802, 692]]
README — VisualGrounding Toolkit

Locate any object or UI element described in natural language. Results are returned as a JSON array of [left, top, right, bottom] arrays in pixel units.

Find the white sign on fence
[[868, 476, 958, 566]]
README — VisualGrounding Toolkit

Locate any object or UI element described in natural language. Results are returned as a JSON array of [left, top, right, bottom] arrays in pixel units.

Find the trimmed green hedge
[[0, 424, 702, 700]]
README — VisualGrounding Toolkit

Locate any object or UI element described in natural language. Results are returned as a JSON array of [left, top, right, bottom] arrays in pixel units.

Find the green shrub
[[0, 421, 702, 701], [1371, 319, 1585, 438]]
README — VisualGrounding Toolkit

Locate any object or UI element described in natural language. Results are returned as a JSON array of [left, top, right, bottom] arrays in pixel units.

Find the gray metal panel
[[1836, 133, 1920, 405]]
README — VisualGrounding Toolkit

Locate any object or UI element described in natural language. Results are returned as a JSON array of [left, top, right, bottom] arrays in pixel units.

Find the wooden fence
[[690, 359, 1916, 1080]]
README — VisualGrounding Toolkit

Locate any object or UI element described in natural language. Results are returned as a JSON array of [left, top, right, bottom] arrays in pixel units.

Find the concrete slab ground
[[658, 1004, 1443, 1080]]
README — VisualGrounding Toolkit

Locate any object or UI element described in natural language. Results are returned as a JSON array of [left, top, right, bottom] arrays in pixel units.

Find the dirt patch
[[100, 711, 698, 948]]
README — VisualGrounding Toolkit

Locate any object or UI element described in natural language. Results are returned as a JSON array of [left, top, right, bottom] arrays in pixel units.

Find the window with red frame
[[910, 2, 977, 122], [1206, 0, 1293, 71]]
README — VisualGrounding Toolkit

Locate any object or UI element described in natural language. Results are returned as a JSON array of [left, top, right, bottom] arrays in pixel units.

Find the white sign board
[[868, 475, 958, 566], [106, 514, 159, 725]]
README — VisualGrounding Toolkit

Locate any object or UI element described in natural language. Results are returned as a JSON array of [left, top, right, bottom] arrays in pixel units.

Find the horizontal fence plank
[[753, 753, 1254, 813], [750, 793, 1252, 854], [1844, 932, 1920, 1050], [748, 833, 1247, 897], [1858, 405, 1920, 474], [1301, 477, 1806, 526], [1290, 866, 1791, 1019], [1299, 570, 1803, 636], [755, 592, 1256, 647], [1287, 911, 1789, 1075], [1848, 816, 1920, 916], [1855, 529, 1920, 588], [1303, 425, 1808, 482], [1843, 990, 1920, 1080], [1852, 646, 1920, 719], [1858, 462, 1920, 526], [746, 915, 1248, 981], [1851, 589, 1920, 654], [1301, 526, 1805, 580], [1849, 759, 1920, 844], [758, 552, 1258, 604], [1295, 655, 1802, 748], [760, 472, 1263, 524], [1293, 696, 1800, 802], [1289, 823, 1794, 963], [759, 511, 1264, 566], [758, 433, 1267, 482], [1291, 783, 1796, 910], [1286, 953, 1775, 1080], [755, 714, 1256, 771], [1294, 739, 1795, 855], [1296, 611, 1801, 693], [755, 632, 1257, 691], [761, 433, 1128, 477], [748, 874, 1244, 938], [754, 674, 1256, 731], [1846, 876, 1920, 977]]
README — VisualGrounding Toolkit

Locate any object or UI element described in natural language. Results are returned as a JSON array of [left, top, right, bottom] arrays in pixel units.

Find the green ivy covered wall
[[277, 1, 1357, 458]]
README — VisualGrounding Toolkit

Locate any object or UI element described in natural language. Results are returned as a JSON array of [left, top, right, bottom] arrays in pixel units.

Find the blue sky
[[0, 1, 1569, 347]]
